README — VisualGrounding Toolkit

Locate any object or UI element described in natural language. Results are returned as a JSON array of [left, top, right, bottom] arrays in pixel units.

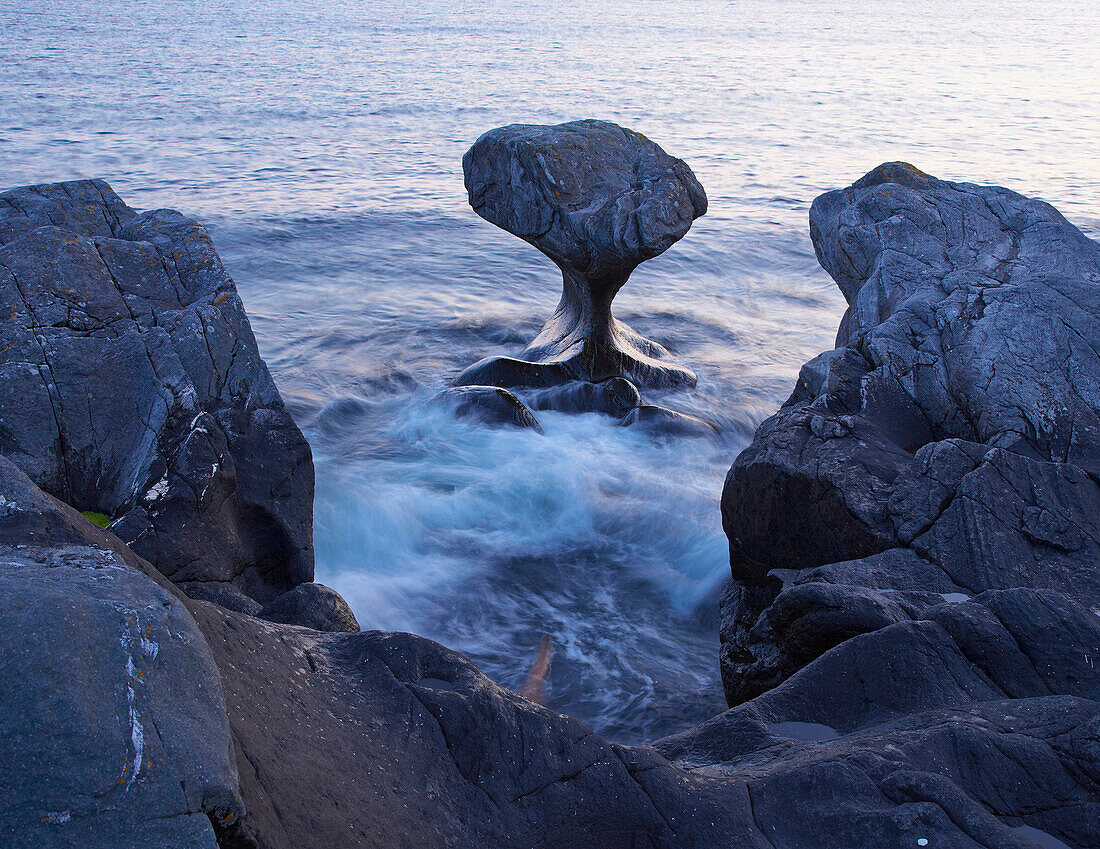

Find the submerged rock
[[456, 120, 706, 390], [434, 385, 544, 432], [526, 376, 642, 418], [620, 404, 719, 437], [0, 179, 314, 604], [720, 163, 1100, 710]]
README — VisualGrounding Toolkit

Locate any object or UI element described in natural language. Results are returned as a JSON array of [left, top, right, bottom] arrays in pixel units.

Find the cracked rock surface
[[714, 164, 1100, 845], [456, 120, 706, 390], [0, 180, 314, 604], [0, 454, 243, 849]]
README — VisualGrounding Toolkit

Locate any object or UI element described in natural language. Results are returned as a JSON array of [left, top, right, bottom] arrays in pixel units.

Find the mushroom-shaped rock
[[456, 120, 707, 390]]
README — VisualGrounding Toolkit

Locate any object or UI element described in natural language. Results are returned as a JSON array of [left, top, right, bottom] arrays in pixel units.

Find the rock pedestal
[[456, 120, 707, 390]]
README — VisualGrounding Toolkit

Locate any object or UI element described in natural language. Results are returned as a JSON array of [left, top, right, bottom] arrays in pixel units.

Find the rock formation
[[720, 161, 1100, 745], [433, 385, 545, 432], [0, 180, 314, 607], [455, 119, 706, 391], [3, 172, 1098, 849], [0, 454, 244, 849]]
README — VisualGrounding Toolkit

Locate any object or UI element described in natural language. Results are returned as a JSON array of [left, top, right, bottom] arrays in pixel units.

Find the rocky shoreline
[[1, 159, 1096, 848]]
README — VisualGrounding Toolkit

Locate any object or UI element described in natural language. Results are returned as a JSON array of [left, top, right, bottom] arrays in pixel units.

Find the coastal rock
[[191, 603, 734, 849], [5, 171, 1098, 849], [526, 377, 642, 418], [620, 404, 720, 437], [0, 179, 314, 604], [658, 587, 1100, 849], [195, 581, 1099, 849], [0, 458, 243, 849], [456, 120, 706, 390], [258, 581, 360, 632], [433, 385, 544, 432], [720, 163, 1100, 705], [5, 448, 1096, 849]]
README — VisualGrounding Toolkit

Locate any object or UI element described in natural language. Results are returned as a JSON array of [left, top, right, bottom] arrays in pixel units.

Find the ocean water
[[3, 0, 1097, 743]]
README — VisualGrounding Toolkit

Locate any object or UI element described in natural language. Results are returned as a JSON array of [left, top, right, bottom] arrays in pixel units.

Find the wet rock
[[660, 590, 1100, 849], [434, 385, 544, 432], [720, 163, 1100, 707], [192, 581, 1100, 849], [258, 581, 360, 633], [191, 604, 733, 849], [456, 120, 705, 390], [620, 404, 719, 437], [0, 461, 243, 849], [0, 179, 314, 604], [527, 377, 641, 417]]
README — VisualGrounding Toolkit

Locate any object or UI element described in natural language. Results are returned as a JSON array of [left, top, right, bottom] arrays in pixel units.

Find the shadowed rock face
[[720, 163, 1100, 705], [3, 173, 1098, 849], [6, 447, 1098, 849], [456, 120, 706, 389], [0, 180, 314, 604], [0, 455, 243, 849]]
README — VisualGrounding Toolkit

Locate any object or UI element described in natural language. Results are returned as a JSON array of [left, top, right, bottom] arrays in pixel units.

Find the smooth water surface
[[3, 0, 1097, 742]]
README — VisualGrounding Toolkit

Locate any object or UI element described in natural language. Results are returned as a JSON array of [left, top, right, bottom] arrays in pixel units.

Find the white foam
[[312, 394, 736, 740]]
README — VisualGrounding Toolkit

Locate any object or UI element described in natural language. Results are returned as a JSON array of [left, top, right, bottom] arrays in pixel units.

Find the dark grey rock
[[661, 586, 1100, 849], [434, 385, 544, 432], [258, 581, 360, 632], [191, 603, 733, 849], [456, 120, 705, 390], [0, 451, 179, 593], [720, 164, 1100, 704], [0, 459, 243, 849], [191, 583, 1100, 849], [184, 581, 264, 616], [526, 377, 641, 418], [0, 179, 314, 604], [620, 404, 719, 437]]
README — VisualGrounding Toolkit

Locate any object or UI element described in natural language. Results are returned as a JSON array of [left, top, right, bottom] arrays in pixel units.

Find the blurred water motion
[[2, 0, 1096, 742]]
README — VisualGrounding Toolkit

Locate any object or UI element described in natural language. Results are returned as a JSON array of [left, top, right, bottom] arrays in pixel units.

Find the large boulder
[[720, 163, 1100, 704], [194, 568, 1100, 849], [455, 120, 706, 390], [0, 179, 314, 604], [659, 586, 1100, 849], [0, 455, 243, 849]]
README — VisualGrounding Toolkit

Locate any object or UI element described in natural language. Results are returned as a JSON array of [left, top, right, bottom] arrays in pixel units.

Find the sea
[[3, 0, 1097, 743]]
